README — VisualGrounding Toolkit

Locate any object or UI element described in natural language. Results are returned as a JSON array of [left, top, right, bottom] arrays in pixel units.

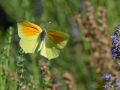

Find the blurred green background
[[0, 0, 120, 90]]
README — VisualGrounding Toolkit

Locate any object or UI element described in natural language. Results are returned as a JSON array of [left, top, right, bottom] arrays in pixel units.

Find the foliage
[[0, 0, 120, 90]]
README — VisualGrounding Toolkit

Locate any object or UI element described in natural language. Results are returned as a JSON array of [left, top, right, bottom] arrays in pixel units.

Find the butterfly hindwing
[[20, 37, 39, 53], [39, 36, 60, 60]]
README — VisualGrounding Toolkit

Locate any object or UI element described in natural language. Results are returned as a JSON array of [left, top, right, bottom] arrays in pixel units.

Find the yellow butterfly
[[17, 21, 69, 60]]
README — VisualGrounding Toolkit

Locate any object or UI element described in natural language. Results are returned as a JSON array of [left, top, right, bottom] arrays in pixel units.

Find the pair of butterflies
[[17, 21, 69, 60]]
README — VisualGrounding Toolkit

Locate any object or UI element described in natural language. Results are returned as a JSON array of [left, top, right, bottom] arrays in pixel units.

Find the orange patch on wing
[[19, 22, 40, 36], [47, 31, 64, 44]]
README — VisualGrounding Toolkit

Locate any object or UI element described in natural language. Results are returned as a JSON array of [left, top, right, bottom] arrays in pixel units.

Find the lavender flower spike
[[111, 25, 120, 59]]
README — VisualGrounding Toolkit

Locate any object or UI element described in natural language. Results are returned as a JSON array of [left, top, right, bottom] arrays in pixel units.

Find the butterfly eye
[[40, 30, 46, 41]]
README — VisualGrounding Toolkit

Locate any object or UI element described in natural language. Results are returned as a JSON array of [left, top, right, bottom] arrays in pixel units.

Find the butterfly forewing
[[18, 21, 42, 37]]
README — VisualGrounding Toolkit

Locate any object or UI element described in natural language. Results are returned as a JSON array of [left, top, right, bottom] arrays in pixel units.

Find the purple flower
[[103, 82, 111, 89], [114, 78, 120, 90], [112, 46, 118, 52], [111, 34, 117, 41], [111, 45, 119, 59], [103, 73, 111, 89], [103, 73, 111, 80], [112, 53, 117, 59], [111, 31, 119, 59], [118, 62, 120, 66], [111, 34, 118, 46]]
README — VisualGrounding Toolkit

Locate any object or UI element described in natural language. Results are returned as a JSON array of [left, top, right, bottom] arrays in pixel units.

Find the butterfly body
[[17, 21, 69, 60], [40, 30, 46, 41]]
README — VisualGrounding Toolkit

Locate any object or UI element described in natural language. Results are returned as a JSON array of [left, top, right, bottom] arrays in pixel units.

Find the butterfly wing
[[39, 40, 60, 60], [47, 30, 69, 49], [19, 37, 39, 53], [18, 21, 42, 53], [39, 30, 69, 60]]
